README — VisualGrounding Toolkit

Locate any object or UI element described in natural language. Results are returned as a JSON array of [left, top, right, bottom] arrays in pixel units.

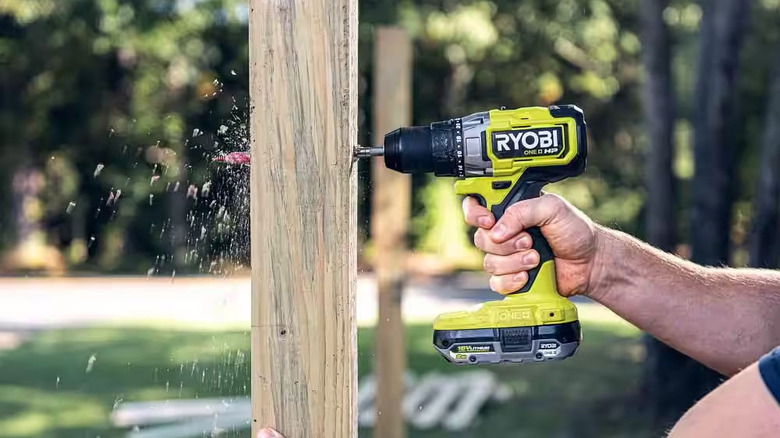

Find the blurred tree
[[748, 51, 780, 268], [691, 0, 752, 265], [0, 0, 249, 273], [683, 0, 753, 420], [637, 0, 686, 425], [641, 0, 676, 253]]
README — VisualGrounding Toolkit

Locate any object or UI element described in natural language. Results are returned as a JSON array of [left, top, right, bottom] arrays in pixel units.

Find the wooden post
[[372, 27, 412, 438], [249, 1, 358, 438]]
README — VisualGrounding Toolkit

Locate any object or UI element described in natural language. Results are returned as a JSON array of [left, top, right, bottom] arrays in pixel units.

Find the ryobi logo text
[[491, 126, 565, 159]]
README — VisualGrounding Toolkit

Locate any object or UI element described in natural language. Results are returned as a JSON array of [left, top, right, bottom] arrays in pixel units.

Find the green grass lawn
[[0, 314, 663, 438]]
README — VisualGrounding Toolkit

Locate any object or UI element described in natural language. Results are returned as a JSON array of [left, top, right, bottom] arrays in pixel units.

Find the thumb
[[490, 194, 564, 242]]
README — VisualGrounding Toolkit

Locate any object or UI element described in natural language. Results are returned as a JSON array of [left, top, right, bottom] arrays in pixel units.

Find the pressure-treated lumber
[[371, 26, 412, 438], [249, 1, 358, 437]]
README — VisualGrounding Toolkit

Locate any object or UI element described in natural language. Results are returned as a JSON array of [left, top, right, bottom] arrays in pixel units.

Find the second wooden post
[[372, 26, 412, 438]]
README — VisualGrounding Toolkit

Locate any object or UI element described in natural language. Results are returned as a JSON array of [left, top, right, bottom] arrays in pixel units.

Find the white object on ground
[[112, 398, 249, 427], [401, 372, 443, 418], [442, 370, 497, 431], [358, 372, 416, 427], [126, 412, 249, 438], [112, 370, 511, 437], [408, 376, 462, 430]]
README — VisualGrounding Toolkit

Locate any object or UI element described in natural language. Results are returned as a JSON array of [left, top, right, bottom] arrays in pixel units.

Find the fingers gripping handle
[[513, 227, 554, 293], [487, 180, 554, 295]]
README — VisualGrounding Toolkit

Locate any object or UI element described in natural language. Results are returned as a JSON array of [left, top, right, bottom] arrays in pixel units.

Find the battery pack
[[433, 321, 581, 365]]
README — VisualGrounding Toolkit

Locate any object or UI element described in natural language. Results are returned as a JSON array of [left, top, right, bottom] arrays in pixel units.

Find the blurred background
[[1, 0, 779, 437]]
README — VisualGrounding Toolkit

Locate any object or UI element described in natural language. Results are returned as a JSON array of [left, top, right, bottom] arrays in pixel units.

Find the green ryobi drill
[[356, 105, 588, 365]]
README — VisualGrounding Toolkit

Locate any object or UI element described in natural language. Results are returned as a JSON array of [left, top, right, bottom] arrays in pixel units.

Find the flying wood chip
[[212, 152, 250, 165]]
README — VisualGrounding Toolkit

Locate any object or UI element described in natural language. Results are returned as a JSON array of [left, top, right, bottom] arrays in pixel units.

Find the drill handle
[[512, 226, 554, 294], [487, 180, 555, 295]]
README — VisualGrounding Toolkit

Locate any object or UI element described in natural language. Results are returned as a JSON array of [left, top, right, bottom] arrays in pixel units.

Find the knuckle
[[494, 254, 513, 270], [505, 276, 523, 293], [505, 201, 523, 218], [498, 242, 515, 256], [519, 249, 538, 265], [494, 276, 510, 293], [541, 193, 566, 215], [507, 201, 529, 225], [542, 192, 564, 204], [483, 255, 493, 273], [490, 274, 511, 293], [507, 251, 522, 266], [489, 275, 500, 291], [514, 232, 530, 249], [473, 229, 485, 249]]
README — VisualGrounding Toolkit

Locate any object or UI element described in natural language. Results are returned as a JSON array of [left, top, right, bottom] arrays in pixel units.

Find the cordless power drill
[[356, 105, 588, 365]]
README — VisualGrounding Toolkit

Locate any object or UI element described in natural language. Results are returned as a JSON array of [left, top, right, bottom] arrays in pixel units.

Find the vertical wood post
[[371, 27, 412, 438], [249, 1, 358, 437]]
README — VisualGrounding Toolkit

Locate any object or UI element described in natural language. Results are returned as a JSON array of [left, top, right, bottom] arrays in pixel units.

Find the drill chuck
[[383, 127, 432, 174], [383, 121, 463, 177]]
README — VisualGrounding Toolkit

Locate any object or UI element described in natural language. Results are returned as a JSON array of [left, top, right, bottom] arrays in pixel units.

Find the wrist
[[585, 225, 623, 302]]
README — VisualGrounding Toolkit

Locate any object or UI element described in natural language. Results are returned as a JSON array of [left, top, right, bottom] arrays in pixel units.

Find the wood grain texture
[[371, 27, 412, 438], [249, 1, 358, 437]]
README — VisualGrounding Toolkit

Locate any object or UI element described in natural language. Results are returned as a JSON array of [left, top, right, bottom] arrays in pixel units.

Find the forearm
[[589, 226, 780, 376]]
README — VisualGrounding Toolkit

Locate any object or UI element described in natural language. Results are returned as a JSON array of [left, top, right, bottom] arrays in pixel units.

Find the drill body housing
[[381, 105, 588, 365]]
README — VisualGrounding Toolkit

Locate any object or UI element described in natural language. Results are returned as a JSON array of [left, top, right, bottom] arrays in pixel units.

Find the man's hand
[[462, 194, 600, 296]]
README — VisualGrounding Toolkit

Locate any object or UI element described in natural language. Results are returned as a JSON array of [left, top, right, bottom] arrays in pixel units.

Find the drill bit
[[354, 145, 384, 158], [213, 146, 382, 165]]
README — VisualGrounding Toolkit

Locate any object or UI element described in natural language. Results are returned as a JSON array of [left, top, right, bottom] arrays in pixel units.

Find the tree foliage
[[0, 0, 249, 273], [1, 0, 780, 275]]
